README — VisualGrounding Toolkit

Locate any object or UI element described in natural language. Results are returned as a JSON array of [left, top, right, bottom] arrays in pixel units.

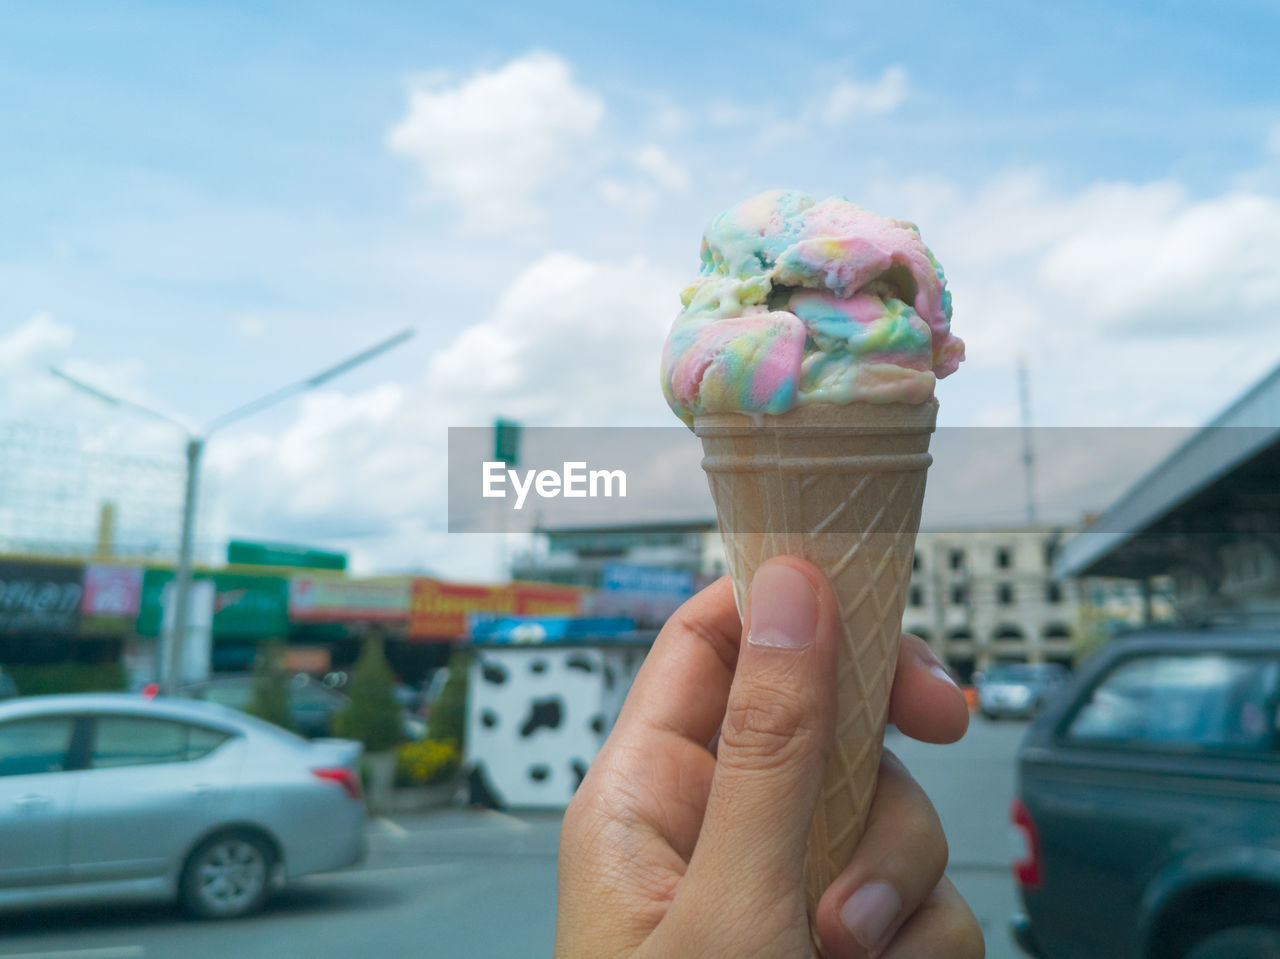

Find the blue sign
[[602, 564, 694, 596], [468, 615, 637, 644]]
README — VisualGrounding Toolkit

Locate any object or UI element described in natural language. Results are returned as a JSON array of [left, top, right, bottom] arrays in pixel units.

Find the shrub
[[4, 661, 127, 696], [333, 633, 402, 753], [247, 640, 295, 731], [394, 738, 461, 787], [426, 652, 469, 749]]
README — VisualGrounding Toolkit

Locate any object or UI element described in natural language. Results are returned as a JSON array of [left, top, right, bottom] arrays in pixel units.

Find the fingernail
[[930, 664, 959, 689], [747, 563, 817, 648], [840, 880, 901, 950]]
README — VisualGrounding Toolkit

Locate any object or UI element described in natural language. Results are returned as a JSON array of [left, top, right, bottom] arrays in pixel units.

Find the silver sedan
[[0, 693, 367, 919]]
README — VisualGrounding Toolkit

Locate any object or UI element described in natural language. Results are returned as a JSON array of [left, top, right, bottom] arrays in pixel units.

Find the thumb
[[687, 557, 837, 910]]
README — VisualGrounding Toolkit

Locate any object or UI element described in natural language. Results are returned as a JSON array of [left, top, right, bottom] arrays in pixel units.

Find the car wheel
[[1184, 925, 1280, 959], [180, 831, 274, 920]]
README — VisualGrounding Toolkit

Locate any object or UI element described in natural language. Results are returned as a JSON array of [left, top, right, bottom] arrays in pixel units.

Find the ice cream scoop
[[661, 190, 964, 424]]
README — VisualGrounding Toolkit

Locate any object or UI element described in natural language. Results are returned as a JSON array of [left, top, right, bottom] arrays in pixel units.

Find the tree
[[426, 651, 469, 750], [333, 633, 401, 753], [247, 640, 295, 731]]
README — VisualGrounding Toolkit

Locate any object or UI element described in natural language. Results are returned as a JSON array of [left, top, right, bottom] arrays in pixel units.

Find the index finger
[[610, 575, 741, 750]]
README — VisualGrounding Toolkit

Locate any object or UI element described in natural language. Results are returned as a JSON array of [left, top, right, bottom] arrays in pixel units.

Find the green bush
[[333, 633, 402, 753], [247, 640, 295, 731], [395, 738, 461, 787], [426, 652, 469, 750], [4, 661, 127, 697]]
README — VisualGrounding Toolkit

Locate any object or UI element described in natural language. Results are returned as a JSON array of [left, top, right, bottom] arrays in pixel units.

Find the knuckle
[[953, 915, 986, 959], [718, 682, 818, 772]]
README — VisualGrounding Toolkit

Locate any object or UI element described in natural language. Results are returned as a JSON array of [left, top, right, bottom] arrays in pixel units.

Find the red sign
[[81, 565, 143, 618], [409, 579, 583, 640]]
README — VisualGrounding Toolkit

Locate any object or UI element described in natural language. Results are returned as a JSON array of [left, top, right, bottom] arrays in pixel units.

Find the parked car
[[1010, 631, 1280, 959], [977, 662, 1070, 719], [181, 673, 348, 738], [0, 693, 366, 918]]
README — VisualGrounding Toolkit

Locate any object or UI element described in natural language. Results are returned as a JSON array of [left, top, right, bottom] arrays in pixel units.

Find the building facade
[[511, 521, 722, 590], [902, 527, 1080, 683]]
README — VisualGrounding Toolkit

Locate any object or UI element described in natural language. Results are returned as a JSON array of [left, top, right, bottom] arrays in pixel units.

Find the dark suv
[[1010, 631, 1280, 959]]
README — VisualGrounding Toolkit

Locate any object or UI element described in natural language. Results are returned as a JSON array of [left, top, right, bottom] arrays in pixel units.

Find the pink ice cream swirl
[[661, 190, 963, 425]]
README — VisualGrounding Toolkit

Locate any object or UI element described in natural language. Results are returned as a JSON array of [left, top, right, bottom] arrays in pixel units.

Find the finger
[[684, 558, 838, 908], [888, 633, 969, 745], [879, 878, 984, 959], [814, 750, 948, 958], [610, 575, 741, 751]]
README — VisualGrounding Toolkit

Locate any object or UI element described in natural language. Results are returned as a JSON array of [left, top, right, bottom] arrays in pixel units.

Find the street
[[0, 717, 1026, 959]]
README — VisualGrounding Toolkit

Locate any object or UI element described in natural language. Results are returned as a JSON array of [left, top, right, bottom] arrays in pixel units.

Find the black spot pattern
[[480, 709, 498, 729], [528, 765, 550, 783], [603, 665, 616, 690], [530, 659, 547, 674], [519, 697, 564, 737], [566, 655, 594, 673], [589, 714, 605, 735], [481, 661, 508, 685], [570, 759, 588, 790]]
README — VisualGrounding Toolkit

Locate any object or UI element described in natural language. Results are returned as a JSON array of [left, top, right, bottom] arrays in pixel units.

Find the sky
[[2, 0, 1279, 576]]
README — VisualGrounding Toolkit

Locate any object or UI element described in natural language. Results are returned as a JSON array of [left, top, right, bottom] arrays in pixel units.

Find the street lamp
[[51, 327, 414, 695]]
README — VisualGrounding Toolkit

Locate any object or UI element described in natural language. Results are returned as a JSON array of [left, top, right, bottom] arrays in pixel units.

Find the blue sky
[[3, 1, 1279, 573]]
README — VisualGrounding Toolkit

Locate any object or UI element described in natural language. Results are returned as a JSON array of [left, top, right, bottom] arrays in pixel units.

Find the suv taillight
[[313, 767, 363, 801], [1011, 798, 1042, 888]]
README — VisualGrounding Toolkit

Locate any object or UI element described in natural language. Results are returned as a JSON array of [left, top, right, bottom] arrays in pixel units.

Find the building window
[[909, 586, 924, 608], [950, 584, 969, 605], [1043, 539, 1059, 569], [912, 552, 921, 572], [948, 549, 966, 571], [997, 583, 1015, 605], [996, 546, 1013, 569], [1046, 581, 1063, 604]]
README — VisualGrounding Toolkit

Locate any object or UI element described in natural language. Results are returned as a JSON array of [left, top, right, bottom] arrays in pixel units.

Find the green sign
[[494, 418, 521, 466], [227, 540, 347, 571], [136, 569, 289, 638]]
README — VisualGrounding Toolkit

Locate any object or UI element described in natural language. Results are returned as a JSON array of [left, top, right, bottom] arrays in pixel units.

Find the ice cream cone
[[693, 398, 937, 950]]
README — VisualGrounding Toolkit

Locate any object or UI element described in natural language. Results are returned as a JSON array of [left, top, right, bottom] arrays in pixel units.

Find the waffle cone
[[693, 398, 937, 952]]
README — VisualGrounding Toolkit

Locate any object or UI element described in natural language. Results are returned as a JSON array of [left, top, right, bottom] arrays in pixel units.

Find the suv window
[[91, 716, 232, 769], [1067, 654, 1280, 754], [0, 716, 76, 777]]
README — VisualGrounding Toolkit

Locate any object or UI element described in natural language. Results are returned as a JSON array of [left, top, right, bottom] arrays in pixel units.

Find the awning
[[1055, 363, 1280, 580]]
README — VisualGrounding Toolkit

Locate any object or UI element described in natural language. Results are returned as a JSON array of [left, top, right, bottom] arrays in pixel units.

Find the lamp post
[[51, 327, 414, 694]]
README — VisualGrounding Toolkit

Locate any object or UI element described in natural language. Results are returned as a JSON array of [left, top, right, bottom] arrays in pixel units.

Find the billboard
[[136, 570, 289, 638], [0, 560, 83, 635], [409, 579, 583, 640], [288, 575, 410, 623]]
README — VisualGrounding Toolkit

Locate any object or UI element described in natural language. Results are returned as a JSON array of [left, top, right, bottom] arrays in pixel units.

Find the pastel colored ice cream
[[661, 190, 963, 424]]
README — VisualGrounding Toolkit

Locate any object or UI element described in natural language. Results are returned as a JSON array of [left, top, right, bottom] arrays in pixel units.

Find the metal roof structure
[[1055, 363, 1280, 580]]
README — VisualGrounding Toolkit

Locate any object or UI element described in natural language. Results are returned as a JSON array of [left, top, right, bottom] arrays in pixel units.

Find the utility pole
[[52, 327, 414, 694], [1019, 357, 1038, 526]]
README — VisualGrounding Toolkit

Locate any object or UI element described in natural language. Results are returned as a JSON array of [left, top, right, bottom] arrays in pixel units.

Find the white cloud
[[855, 170, 1280, 427], [633, 144, 689, 190], [0, 313, 72, 375], [598, 177, 658, 214], [235, 314, 266, 338], [598, 145, 690, 214], [1039, 191, 1280, 331], [822, 65, 908, 125], [387, 51, 605, 233], [205, 252, 679, 573]]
